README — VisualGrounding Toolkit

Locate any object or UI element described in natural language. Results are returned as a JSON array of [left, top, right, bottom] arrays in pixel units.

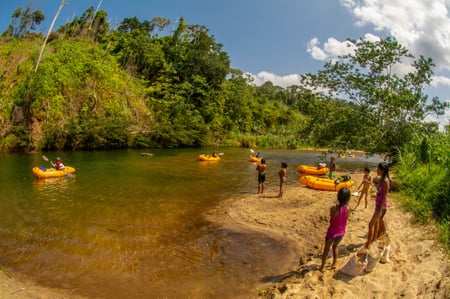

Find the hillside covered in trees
[[1, 6, 306, 152], [1, 5, 446, 154]]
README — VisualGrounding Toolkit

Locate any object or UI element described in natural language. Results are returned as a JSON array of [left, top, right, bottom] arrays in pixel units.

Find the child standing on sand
[[320, 188, 351, 271], [256, 159, 267, 194], [329, 156, 336, 179], [278, 162, 288, 198], [355, 167, 372, 209]]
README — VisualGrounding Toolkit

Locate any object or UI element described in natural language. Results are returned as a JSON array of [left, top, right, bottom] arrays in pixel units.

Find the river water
[[0, 148, 382, 298]]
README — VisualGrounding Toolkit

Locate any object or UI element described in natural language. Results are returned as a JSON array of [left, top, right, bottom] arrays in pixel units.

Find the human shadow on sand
[[258, 195, 282, 199], [259, 242, 366, 284], [260, 264, 319, 283]]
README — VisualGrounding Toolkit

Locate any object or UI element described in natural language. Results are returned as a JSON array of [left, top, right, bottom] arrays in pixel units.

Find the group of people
[[255, 156, 288, 198], [320, 162, 391, 270], [254, 154, 391, 271]]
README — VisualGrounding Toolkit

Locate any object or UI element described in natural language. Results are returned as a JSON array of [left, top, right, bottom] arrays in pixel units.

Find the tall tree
[[165, 18, 230, 87], [301, 36, 446, 153], [3, 6, 45, 37], [57, 7, 109, 41], [111, 17, 167, 80]]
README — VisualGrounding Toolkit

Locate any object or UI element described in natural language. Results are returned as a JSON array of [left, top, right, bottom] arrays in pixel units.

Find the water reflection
[[32, 177, 75, 199]]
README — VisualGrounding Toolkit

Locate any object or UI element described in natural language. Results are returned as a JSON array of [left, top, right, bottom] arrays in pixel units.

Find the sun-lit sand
[[222, 171, 450, 298]]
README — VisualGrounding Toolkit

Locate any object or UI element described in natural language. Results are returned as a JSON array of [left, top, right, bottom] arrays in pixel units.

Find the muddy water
[[0, 149, 381, 298]]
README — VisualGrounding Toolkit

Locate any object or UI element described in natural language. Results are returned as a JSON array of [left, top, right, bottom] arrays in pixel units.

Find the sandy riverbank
[[1, 171, 448, 298], [221, 171, 449, 298]]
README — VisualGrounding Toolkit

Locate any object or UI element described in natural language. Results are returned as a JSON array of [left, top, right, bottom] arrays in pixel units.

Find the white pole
[[89, 0, 103, 29], [35, 0, 68, 73]]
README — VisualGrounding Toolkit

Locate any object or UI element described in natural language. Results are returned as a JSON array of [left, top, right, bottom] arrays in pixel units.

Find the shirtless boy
[[256, 159, 267, 194]]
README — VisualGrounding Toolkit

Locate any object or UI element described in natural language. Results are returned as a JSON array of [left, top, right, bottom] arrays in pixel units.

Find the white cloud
[[324, 38, 356, 57], [307, 38, 328, 60], [431, 75, 450, 88], [248, 71, 301, 88], [307, 37, 356, 61], [307, 33, 381, 62], [341, 0, 450, 72], [364, 33, 381, 43], [309, 1, 450, 76]]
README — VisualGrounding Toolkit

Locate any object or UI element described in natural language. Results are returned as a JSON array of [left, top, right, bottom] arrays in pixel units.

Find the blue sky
[[1, 0, 449, 128]]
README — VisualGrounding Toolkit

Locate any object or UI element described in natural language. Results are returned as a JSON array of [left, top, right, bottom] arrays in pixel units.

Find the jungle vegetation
[[1, 6, 449, 247]]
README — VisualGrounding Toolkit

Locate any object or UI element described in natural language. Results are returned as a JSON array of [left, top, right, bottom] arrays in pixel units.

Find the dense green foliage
[[1, 8, 313, 150], [1, 6, 449, 248], [394, 131, 450, 247]]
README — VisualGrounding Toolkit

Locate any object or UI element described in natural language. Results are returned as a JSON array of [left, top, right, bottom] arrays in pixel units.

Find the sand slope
[[225, 171, 450, 298], [0, 269, 84, 299]]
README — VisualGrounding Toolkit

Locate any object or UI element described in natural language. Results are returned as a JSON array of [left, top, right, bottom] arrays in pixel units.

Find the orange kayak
[[299, 175, 354, 191], [198, 154, 220, 161], [249, 156, 262, 163], [32, 166, 76, 179], [297, 165, 329, 175]]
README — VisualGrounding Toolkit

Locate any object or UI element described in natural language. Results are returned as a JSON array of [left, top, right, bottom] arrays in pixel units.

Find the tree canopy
[[301, 36, 446, 154], [2, 6, 45, 37]]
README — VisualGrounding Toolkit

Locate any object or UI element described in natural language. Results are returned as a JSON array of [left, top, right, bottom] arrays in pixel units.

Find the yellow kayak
[[249, 156, 262, 163], [32, 166, 76, 179], [299, 175, 354, 191], [297, 165, 329, 175], [198, 154, 220, 161]]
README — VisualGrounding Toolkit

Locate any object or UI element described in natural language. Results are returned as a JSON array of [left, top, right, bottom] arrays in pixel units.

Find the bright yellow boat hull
[[249, 156, 262, 163], [32, 166, 76, 179], [297, 165, 329, 175], [198, 154, 220, 161], [299, 175, 354, 191]]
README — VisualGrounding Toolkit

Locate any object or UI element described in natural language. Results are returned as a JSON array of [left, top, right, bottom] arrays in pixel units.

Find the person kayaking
[[51, 157, 65, 170]]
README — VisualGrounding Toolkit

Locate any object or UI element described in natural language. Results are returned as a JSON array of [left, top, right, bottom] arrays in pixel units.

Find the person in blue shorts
[[256, 159, 267, 194]]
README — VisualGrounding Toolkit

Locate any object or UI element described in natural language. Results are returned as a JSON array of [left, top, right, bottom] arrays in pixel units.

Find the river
[[0, 148, 382, 298]]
